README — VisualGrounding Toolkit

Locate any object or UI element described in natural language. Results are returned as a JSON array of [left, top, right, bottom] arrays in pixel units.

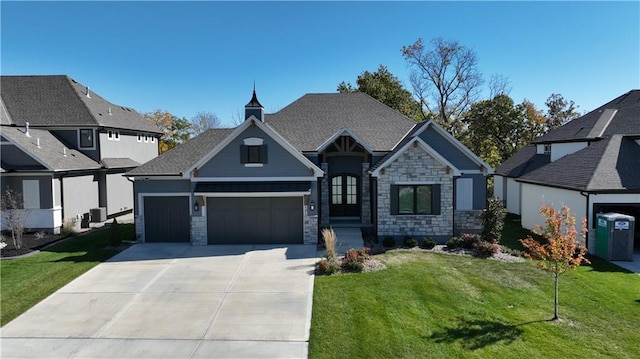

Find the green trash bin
[[595, 213, 635, 261]]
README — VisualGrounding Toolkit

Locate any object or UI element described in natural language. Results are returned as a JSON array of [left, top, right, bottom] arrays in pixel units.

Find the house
[[0, 75, 161, 233], [494, 90, 640, 248], [128, 91, 491, 245]]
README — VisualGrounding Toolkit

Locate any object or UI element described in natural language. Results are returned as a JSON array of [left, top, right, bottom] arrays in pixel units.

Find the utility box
[[90, 207, 107, 223], [595, 213, 635, 261]]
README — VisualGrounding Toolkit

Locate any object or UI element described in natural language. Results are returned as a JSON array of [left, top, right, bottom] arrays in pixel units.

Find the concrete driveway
[[1, 243, 317, 358]]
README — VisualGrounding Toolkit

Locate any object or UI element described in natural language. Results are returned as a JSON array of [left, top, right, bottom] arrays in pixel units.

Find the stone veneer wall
[[377, 145, 454, 239], [320, 163, 330, 226], [191, 215, 207, 245], [454, 210, 483, 235], [135, 214, 144, 243], [361, 163, 371, 225], [303, 204, 318, 244]]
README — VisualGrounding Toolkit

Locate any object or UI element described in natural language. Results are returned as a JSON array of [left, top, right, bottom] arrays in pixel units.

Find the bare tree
[[402, 37, 484, 137], [489, 74, 512, 98], [1, 188, 31, 250], [190, 111, 221, 135]]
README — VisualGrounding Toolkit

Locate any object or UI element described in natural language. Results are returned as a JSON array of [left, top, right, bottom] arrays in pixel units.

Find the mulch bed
[[1, 232, 67, 258]]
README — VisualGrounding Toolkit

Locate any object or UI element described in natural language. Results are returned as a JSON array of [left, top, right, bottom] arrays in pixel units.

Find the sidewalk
[[611, 252, 640, 274]]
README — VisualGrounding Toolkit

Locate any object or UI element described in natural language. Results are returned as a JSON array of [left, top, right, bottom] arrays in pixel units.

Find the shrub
[[482, 197, 507, 243], [34, 231, 46, 240], [108, 218, 121, 246], [382, 236, 395, 248], [474, 239, 500, 257], [321, 227, 337, 258], [421, 237, 436, 249], [60, 220, 77, 237], [316, 257, 341, 275], [403, 236, 418, 248], [446, 237, 461, 249], [341, 247, 370, 273], [460, 233, 482, 249]]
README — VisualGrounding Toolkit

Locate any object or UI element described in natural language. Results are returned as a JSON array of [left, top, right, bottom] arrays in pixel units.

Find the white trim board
[[191, 176, 317, 182], [194, 192, 310, 197]]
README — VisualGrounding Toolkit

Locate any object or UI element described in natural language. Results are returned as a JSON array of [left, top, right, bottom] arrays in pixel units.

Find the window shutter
[[432, 184, 441, 215], [240, 145, 248, 164], [261, 144, 268, 164], [390, 185, 399, 215]]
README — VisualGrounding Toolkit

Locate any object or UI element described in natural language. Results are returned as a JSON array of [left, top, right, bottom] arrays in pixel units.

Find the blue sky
[[2, 1, 638, 127]]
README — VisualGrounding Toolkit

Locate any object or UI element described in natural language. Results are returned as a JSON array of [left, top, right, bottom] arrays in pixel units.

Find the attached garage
[[144, 196, 190, 242], [207, 197, 303, 244]]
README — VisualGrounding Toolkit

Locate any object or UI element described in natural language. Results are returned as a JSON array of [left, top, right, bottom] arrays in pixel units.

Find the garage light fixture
[[309, 201, 315, 211], [194, 201, 199, 212]]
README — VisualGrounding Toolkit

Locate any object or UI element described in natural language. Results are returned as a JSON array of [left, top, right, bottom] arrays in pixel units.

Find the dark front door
[[329, 174, 360, 217]]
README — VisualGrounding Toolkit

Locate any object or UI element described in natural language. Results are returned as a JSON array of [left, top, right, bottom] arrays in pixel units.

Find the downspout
[[579, 191, 590, 249]]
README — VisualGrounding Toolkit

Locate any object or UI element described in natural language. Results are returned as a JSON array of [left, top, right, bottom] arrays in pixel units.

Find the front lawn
[[309, 250, 640, 358], [0, 224, 133, 326]]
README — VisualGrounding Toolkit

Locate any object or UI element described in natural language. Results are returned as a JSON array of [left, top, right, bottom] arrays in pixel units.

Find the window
[[456, 178, 473, 210], [240, 144, 268, 165], [114, 131, 120, 141], [391, 184, 440, 215], [544, 144, 551, 154], [137, 134, 142, 142], [79, 129, 94, 148], [144, 135, 149, 143], [150, 136, 155, 143], [22, 180, 40, 209], [107, 130, 113, 140]]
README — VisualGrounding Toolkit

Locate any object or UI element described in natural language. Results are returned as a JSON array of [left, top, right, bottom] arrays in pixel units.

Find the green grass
[[500, 213, 543, 251], [309, 250, 640, 359], [0, 224, 133, 326]]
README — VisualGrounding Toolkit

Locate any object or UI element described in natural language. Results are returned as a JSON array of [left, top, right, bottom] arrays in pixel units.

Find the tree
[[520, 99, 548, 143], [545, 93, 580, 129], [144, 110, 192, 153], [402, 37, 483, 136], [520, 204, 589, 321], [190, 111, 221, 136], [337, 65, 422, 119], [1, 188, 30, 250]]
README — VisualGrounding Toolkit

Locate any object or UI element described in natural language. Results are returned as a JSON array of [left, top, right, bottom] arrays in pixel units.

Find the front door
[[329, 174, 360, 217]]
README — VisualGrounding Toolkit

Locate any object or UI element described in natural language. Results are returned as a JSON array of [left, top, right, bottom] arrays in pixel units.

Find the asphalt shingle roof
[[494, 145, 550, 177], [101, 158, 141, 169], [1, 75, 161, 133], [265, 93, 416, 152], [127, 128, 234, 176], [0, 126, 101, 171]]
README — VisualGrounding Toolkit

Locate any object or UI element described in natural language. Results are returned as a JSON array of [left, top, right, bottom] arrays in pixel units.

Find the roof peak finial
[[253, 80, 256, 93]]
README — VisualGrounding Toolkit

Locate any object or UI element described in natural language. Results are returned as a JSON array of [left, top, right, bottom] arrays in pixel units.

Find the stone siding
[[454, 210, 483, 235], [135, 214, 144, 243], [191, 215, 207, 245], [304, 201, 318, 244], [377, 145, 454, 239]]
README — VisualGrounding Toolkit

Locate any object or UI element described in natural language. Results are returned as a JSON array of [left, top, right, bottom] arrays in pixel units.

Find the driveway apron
[[1, 243, 317, 358]]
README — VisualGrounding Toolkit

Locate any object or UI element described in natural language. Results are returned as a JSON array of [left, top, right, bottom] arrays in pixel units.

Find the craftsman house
[[1, 75, 161, 233], [494, 90, 640, 248], [129, 91, 491, 244]]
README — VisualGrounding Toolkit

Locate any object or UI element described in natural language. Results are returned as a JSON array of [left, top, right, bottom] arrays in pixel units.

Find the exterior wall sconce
[[194, 201, 199, 212], [309, 201, 315, 211]]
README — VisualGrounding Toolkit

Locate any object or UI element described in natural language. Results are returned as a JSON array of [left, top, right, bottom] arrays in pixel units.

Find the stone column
[[191, 215, 207, 245], [320, 163, 330, 226], [361, 163, 371, 225]]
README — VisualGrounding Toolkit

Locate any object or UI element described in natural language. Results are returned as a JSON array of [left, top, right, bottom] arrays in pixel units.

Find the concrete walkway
[[611, 252, 640, 274], [1, 243, 317, 358]]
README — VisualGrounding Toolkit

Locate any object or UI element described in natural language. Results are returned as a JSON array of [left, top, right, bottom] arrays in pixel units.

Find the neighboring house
[[0, 75, 161, 233], [128, 91, 492, 245], [494, 90, 640, 248]]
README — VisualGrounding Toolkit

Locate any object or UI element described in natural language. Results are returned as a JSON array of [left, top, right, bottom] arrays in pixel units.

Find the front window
[[398, 185, 433, 214], [247, 145, 261, 163], [79, 129, 94, 148]]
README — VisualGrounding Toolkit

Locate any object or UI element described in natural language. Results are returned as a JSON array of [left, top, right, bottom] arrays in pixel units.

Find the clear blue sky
[[2, 1, 638, 127]]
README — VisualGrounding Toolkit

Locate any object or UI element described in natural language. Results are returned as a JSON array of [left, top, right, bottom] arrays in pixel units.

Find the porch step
[[331, 227, 364, 254]]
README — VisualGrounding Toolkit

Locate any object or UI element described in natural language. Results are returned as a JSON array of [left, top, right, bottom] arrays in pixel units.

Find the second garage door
[[144, 196, 190, 243], [207, 197, 302, 244]]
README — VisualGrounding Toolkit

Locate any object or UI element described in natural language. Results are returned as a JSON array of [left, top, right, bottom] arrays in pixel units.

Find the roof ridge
[[585, 135, 619, 190]]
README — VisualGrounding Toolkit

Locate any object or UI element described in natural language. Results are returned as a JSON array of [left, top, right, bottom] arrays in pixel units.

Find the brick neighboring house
[[1, 75, 161, 233], [128, 91, 492, 244], [494, 89, 640, 248]]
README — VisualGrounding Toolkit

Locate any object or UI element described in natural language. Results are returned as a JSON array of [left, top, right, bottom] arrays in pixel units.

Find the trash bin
[[596, 213, 635, 261]]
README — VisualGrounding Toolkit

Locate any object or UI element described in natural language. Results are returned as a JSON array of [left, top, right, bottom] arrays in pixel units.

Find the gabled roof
[[127, 128, 234, 176], [534, 90, 640, 144], [101, 158, 141, 169], [0, 127, 101, 172], [370, 136, 462, 177], [265, 93, 416, 152], [494, 145, 550, 177], [517, 135, 640, 192], [0, 75, 161, 134]]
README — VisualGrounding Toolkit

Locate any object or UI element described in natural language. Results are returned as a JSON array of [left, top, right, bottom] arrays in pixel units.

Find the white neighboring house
[[494, 90, 640, 249]]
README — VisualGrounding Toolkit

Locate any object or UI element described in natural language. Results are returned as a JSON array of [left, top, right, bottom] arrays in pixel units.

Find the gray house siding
[[99, 131, 157, 164], [61, 174, 99, 221], [197, 126, 311, 178], [419, 127, 478, 170], [0, 175, 53, 209], [51, 129, 100, 161], [457, 173, 487, 210], [133, 179, 191, 212], [0, 145, 46, 169], [106, 173, 133, 215]]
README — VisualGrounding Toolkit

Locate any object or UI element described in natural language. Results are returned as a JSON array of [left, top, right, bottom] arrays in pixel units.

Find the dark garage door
[[207, 197, 302, 244], [144, 196, 190, 242]]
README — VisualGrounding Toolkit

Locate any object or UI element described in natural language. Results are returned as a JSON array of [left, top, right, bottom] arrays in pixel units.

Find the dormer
[[245, 89, 264, 122]]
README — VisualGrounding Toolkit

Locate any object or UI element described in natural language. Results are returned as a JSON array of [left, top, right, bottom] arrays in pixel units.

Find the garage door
[[207, 197, 302, 244], [144, 196, 190, 242]]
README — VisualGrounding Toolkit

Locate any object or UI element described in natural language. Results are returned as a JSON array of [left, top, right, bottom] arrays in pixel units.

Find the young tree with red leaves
[[520, 204, 589, 321]]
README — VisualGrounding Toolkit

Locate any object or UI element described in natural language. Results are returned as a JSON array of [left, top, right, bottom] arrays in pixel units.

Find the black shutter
[[432, 184, 441, 215], [390, 185, 399, 215], [261, 144, 268, 164], [240, 145, 248, 164]]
